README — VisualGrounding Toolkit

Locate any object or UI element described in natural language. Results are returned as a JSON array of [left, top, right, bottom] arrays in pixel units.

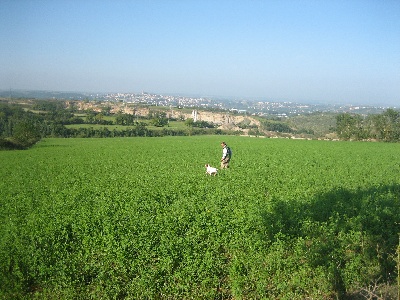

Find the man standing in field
[[220, 141, 231, 169]]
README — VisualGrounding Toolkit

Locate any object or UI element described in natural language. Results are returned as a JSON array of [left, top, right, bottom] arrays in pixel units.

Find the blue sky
[[1, 0, 399, 106]]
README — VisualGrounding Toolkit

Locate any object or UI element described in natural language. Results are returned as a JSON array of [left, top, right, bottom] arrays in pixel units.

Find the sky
[[1, 0, 399, 106]]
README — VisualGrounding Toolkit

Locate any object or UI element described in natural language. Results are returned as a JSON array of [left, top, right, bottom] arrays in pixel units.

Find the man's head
[[221, 142, 226, 147]]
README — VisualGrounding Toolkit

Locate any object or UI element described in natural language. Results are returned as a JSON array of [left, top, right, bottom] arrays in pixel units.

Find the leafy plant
[[0, 136, 399, 299]]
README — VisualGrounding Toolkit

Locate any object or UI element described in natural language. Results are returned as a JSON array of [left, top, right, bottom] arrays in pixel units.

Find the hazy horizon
[[1, 0, 399, 106]]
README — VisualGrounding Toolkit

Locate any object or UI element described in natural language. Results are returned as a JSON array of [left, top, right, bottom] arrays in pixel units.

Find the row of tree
[[1, 101, 399, 149], [335, 109, 400, 142], [0, 102, 233, 149]]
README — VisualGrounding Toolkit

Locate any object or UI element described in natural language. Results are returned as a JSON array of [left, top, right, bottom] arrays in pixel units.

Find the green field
[[1, 136, 399, 299]]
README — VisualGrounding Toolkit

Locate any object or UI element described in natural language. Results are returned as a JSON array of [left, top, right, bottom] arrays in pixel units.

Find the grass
[[1, 136, 399, 299]]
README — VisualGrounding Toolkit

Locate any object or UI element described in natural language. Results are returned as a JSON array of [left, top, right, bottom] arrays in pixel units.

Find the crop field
[[1, 136, 399, 299]]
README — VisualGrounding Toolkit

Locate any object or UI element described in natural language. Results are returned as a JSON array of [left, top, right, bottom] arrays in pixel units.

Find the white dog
[[205, 164, 218, 176]]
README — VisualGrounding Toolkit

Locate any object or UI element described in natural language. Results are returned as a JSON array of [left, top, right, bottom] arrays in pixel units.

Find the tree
[[85, 111, 96, 123], [369, 109, 400, 142], [95, 113, 104, 124], [261, 120, 293, 133], [12, 120, 41, 147], [150, 112, 168, 127], [185, 118, 194, 127], [101, 106, 112, 116], [135, 122, 148, 136], [193, 120, 215, 128], [185, 118, 194, 136], [335, 113, 360, 140]]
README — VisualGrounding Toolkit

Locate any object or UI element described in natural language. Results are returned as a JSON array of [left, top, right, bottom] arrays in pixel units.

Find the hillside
[[287, 112, 338, 138], [69, 100, 336, 138], [2, 97, 399, 143]]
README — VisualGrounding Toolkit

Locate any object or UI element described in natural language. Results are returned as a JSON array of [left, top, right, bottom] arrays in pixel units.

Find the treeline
[[335, 109, 400, 142], [1, 100, 399, 150], [40, 126, 227, 138], [0, 102, 234, 149], [0, 104, 42, 149]]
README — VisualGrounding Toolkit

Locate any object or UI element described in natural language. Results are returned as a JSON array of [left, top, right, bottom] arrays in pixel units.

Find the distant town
[[1, 89, 396, 117]]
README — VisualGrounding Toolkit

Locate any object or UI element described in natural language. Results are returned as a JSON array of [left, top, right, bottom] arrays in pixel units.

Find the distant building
[[192, 110, 198, 122]]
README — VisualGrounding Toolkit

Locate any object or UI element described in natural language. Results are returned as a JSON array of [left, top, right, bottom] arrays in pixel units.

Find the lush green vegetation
[[288, 112, 338, 138], [1, 99, 400, 149], [1, 136, 399, 299], [336, 109, 400, 142], [0, 101, 235, 148]]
